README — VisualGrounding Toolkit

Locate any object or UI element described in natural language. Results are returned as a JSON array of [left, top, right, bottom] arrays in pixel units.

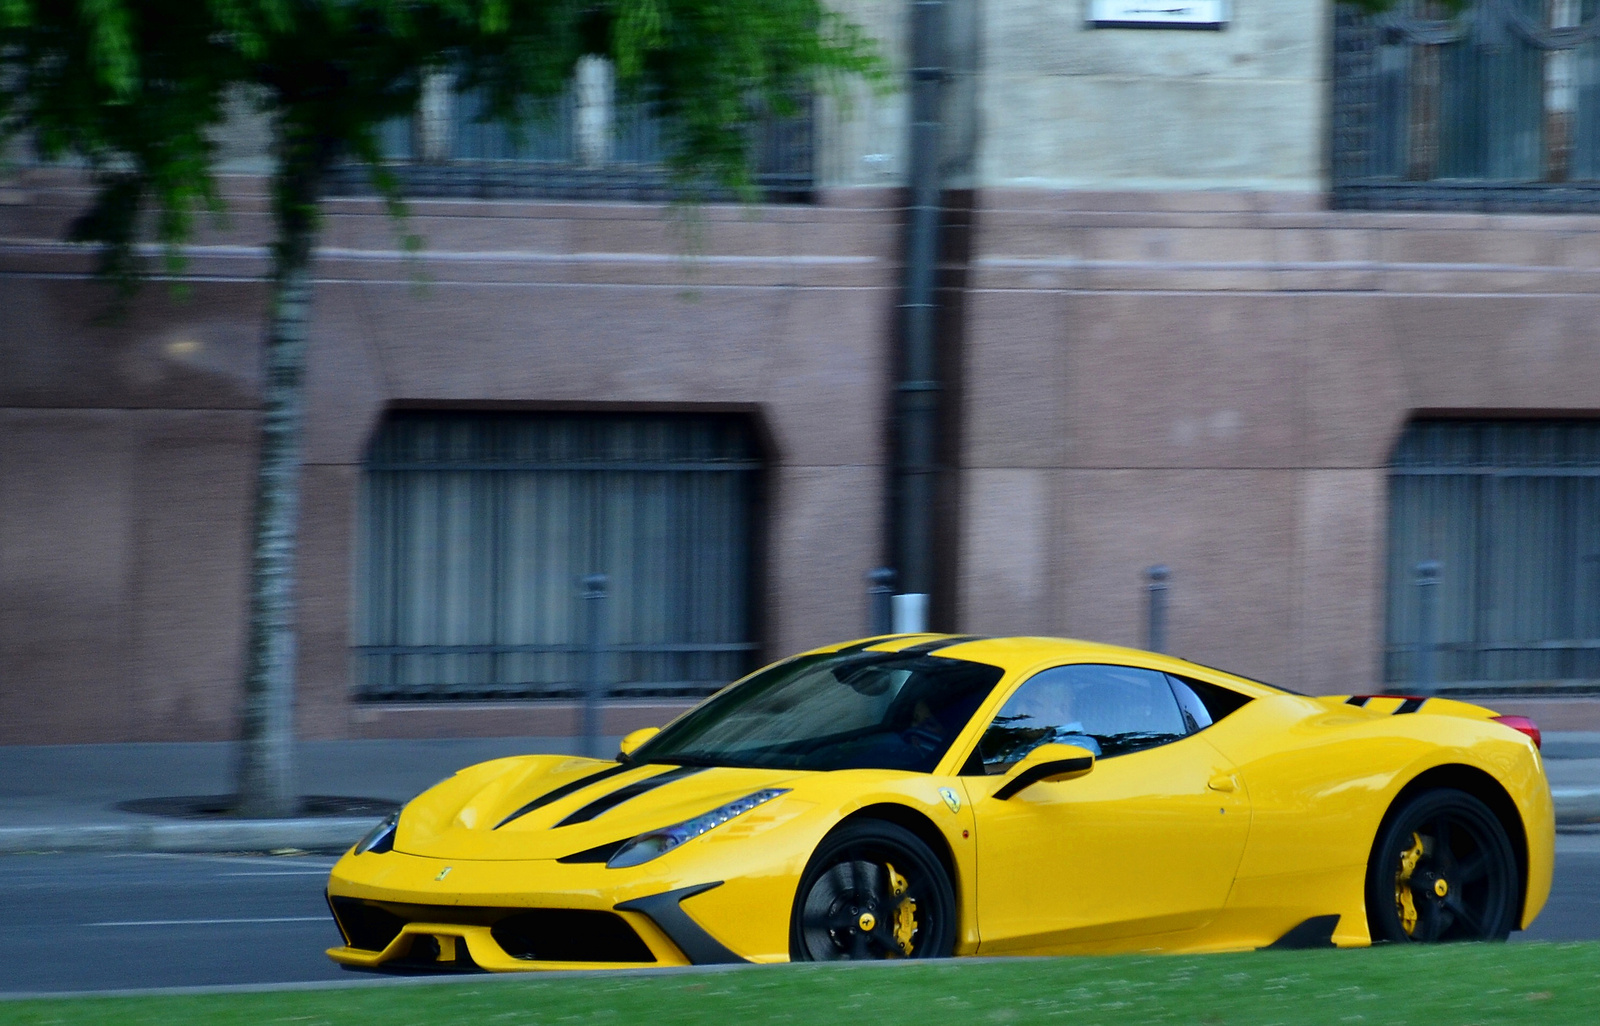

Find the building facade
[[5, 1, 1600, 744]]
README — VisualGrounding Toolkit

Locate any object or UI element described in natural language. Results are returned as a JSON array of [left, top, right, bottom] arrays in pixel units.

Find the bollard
[[580, 573, 609, 759], [1146, 565, 1170, 654], [1415, 560, 1441, 694], [867, 567, 896, 636]]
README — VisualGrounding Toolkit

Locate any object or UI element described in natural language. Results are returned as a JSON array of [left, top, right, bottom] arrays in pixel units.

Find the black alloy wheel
[[790, 820, 955, 961], [1365, 788, 1519, 944]]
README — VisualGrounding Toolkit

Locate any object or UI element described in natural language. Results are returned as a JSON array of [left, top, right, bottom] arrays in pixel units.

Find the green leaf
[[0, 0, 33, 30], [81, 0, 138, 97], [613, 0, 664, 79], [481, 0, 509, 34]]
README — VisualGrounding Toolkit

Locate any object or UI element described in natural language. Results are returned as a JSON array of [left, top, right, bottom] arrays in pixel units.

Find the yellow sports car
[[324, 635, 1553, 971]]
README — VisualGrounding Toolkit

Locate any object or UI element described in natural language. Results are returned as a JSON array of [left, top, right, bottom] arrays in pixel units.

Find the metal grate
[[1333, 1, 1600, 211], [355, 411, 762, 702], [1385, 419, 1600, 695]]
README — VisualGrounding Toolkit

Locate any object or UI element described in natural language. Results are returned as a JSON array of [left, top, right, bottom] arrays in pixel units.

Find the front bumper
[[325, 847, 799, 972], [326, 883, 747, 972]]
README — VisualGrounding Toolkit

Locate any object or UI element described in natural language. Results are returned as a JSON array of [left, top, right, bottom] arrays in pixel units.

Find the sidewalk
[[1, 734, 1597, 855], [0, 737, 612, 854], [1543, 732, 1600, 825]]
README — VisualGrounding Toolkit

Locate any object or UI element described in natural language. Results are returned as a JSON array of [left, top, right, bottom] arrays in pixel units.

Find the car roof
[[809, 634, 1289, 699]]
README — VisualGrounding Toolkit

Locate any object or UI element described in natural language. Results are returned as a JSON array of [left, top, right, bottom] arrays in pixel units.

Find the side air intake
[[328, 895, 406, 952]]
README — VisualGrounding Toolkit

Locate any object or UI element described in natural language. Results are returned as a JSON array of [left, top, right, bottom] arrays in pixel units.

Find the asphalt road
[[0, 851, 349, 993], [2, 836, 1598, 994]]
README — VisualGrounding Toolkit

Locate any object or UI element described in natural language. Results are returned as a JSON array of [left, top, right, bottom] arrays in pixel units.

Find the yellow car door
[[964, 663, 1251, 954]]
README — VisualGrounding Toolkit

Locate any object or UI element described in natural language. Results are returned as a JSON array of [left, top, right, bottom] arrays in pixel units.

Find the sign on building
[[1088, 0, 1228, 29]]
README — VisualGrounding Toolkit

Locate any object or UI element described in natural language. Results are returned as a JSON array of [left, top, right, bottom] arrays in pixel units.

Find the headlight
[[606, 789, 789, 868], [354, 811, 398, 855], [351, 776, 453, 856]]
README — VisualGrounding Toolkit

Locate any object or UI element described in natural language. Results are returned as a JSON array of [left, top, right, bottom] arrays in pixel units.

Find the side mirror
[[617, 726, 660, 761], [992, 743, 1095, 800]]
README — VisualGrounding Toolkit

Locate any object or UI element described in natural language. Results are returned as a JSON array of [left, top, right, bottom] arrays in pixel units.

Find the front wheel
[[790, 819, 955, 961], [1366, 788, 1520, 943]]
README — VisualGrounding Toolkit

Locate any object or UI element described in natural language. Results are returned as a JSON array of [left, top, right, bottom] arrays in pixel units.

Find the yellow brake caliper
[[885, 863, 918, 956], [1395, 832, 1425, 936]]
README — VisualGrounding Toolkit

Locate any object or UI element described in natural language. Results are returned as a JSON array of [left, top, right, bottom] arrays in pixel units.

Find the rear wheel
[[790, 819, 955, 961], [1366, 788, 1519, 943]]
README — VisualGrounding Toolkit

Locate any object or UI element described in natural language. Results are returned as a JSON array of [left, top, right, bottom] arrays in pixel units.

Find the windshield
[[629, 650, 1007, 772]]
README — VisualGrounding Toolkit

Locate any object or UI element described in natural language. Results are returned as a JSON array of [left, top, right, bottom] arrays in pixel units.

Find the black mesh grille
[[492, 909, 656, 963], [328, 898, 655, 963]]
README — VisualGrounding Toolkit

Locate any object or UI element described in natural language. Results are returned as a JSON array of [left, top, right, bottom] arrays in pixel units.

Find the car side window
[[1168, 672, 1253, 724], [1165, 674, 1213, 733], [972, 664, 1190, 774]]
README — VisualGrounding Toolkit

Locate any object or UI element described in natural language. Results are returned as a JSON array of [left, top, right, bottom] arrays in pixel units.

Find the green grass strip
[[4, 943, 1598, 1026]]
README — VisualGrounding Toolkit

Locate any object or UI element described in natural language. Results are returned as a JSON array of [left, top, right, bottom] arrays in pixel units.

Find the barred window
[[1334, 1, 1600, 210], [355, 411, 763, 701], [327, 65, 815, 203], [1386, 420, 1600, 695]]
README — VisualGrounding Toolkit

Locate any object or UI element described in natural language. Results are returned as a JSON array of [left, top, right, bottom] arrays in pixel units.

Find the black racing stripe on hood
[[557, 838, 630, 864], [1345, 695, 1371, 707], [494, 763, 633, 830], [554, 765, 707, 828], [1394, 697, 1428, 714]]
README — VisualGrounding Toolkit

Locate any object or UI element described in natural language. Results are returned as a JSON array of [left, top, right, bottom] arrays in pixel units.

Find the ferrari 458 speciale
[[325, 634, 1552, 971]]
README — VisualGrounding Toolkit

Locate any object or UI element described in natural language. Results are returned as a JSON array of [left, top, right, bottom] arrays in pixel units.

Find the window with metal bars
[[325, 67, 816, 203], [1386, 419, 1600, 695], [1333, 1, 1600, 210], [355, 411, 763, 701]]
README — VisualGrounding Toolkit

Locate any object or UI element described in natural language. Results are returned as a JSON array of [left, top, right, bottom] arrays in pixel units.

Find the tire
[[1365, 787, 1519, 944], [789, 819, 956, 961]]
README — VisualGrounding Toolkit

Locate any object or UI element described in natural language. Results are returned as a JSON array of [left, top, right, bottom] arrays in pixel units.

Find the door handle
[[1207, 774, 1237, 793]]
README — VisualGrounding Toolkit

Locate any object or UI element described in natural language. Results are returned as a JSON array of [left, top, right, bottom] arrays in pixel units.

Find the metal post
[[581, 573, 609, 758], [892, 0, 946, 621], [1146, 565, 1170, 654], [1415, 560, 1441, 694], [867, 567, 896, 635], [892, 592, 930, 634]]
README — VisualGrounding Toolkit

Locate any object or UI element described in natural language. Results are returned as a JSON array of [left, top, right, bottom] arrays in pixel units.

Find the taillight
[[1492, 715, 1542, 750]]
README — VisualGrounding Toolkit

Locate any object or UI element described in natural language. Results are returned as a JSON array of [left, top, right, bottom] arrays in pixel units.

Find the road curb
[[1553, 787, 1600, 826], [0, 817, 379, 854]]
